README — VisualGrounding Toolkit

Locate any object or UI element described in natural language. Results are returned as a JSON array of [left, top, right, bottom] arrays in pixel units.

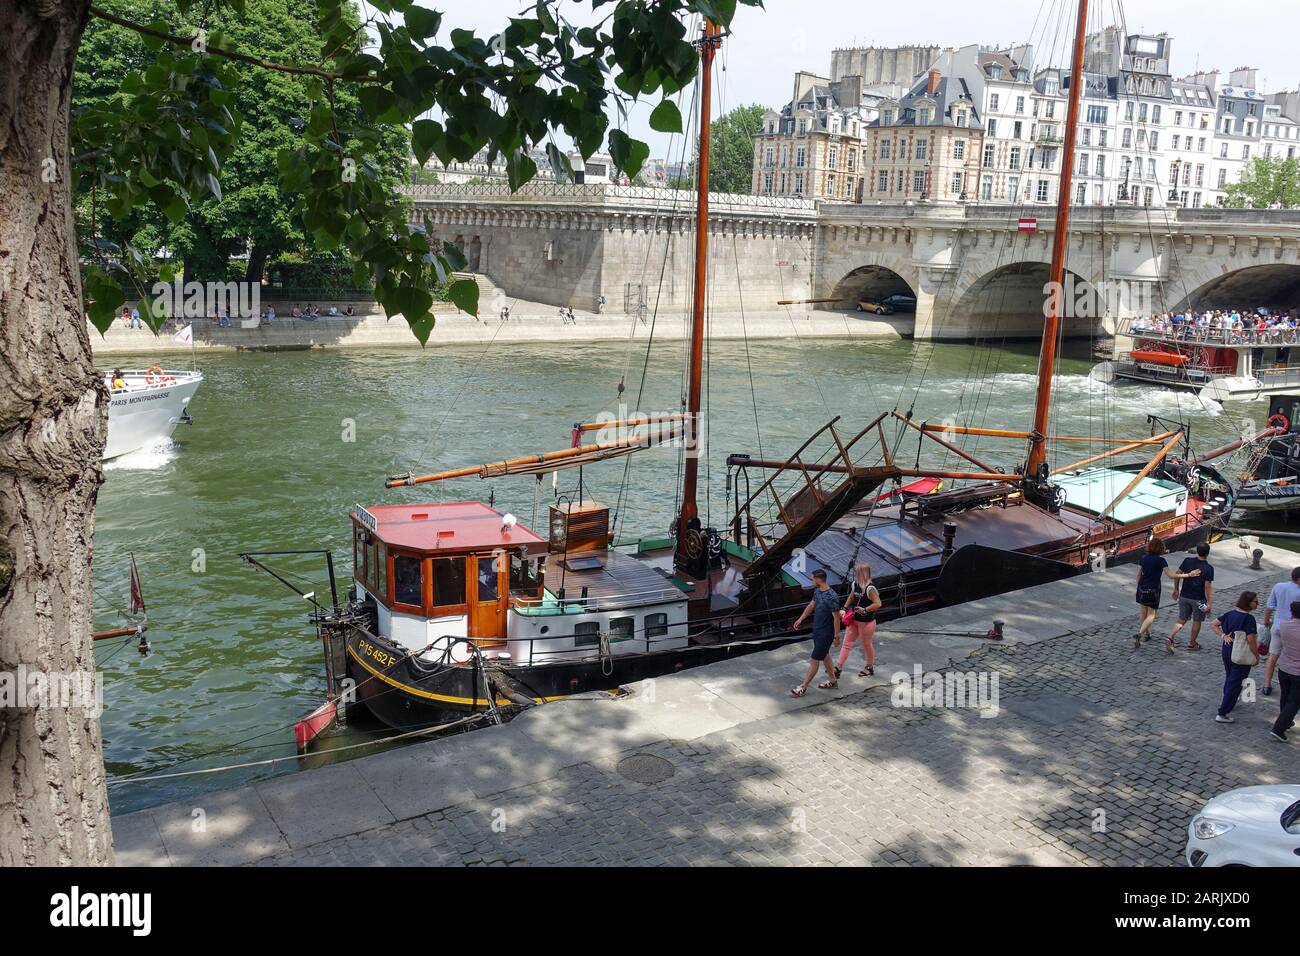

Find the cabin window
[[376, 542, 389, 603], [645, 613, 669, 642], [475, 556, 499, 602], [393, 555, 423, 608], [610, 617, 635, 643], [367, 539, 378, 591], [432, 557, 466, 609], [509, 554, 540, 597], [574, 621, 601, 648]]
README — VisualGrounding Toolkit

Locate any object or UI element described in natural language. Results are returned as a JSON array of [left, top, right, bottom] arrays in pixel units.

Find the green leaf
[[649, 99, 682, 134], [442, 241, 467, 272], [608, 129, 650, 181], [545, 142, 574, 183], [411, 119, 443, 167], [447, 278, 479, 317], [403, 6, 442, 39], [505, 150, 537, 191], [357, 86, 397, 121]]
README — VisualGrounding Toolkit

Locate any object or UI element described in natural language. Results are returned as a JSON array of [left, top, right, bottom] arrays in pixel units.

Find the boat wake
[[104, 439, 179, 471]]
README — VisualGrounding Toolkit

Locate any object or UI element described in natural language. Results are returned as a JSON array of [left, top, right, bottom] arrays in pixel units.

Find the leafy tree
[[1223, 156, 1300, 209], [707, 103, 765, 193], [0, 0, 759, 865], [73, 0, 411, 287]]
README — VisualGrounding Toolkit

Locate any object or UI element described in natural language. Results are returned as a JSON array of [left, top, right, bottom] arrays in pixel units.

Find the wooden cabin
[[351, 501, 690, 665]]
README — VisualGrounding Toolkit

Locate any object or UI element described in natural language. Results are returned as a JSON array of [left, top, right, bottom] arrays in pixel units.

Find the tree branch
[[88, 5, 373, 82]]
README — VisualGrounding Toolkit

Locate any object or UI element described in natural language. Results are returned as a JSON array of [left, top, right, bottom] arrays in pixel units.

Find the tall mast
[[674, 18, 722, 578], [1025, 0, 1089, 478]]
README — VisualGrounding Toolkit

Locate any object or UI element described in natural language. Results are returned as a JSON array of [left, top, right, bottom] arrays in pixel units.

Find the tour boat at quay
[[1103, 318, 1300, 403], [102, 367, 203, 460], [249, 5, 1259, 738]]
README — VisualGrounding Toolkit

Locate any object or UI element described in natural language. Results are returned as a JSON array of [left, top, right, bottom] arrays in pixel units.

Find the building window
[[1076, 182, 1086, 205], [989, 93, 1000, 111], [897, 170, 905, 191], [1078, 152, 1089, 175], [1009, 146, 1021, 169], [1086, 104, 1107, 124], [1152, 105, 1162, 124], [877, 170, 888, 192], [1122, 128, 1132, 148], [1007, 174, 1020, 199], [913, 170, 925, 192], [953, 140, 966, 160], [1217, 168, 1227, 187], [987, 119, 997, 137], [1143, 186, 1153, 206], [1096, 155, 1105, 178], [794, 172, 804, 193], [764, 146, 774, 167], [1016, 95, 1025, 114], [981, 175, 993, 200], [828, 146, 838, 169], [797, 119, 807, 135], [951, 171, 964, 195], [1195, 164, 1204, 186], [795, 145, 805, 168], [1243, 144, 1251, 160], [982, 143, 995, 167], [1036, 179, 1049, 202], [827, 173, 836, 195], [763, 173, 773, 193], [1149, 132, 1159, 150], [880, 141, 891, 160]]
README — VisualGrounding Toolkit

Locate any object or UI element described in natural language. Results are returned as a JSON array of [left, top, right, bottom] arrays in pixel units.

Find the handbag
[[853, 585, 879, 623], [1230, 631, 1258, 667], [1137, 586, 1159, 604]]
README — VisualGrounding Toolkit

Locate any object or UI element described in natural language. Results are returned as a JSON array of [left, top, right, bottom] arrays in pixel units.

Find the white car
[[1185, 784, 1300, 867]]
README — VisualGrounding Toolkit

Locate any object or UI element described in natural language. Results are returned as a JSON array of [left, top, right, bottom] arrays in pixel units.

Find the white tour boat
[[102, 367, 203, 460], [1100, 317, 1300, 402]]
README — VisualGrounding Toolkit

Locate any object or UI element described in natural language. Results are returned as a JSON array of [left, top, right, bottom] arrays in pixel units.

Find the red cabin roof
[[353, 502, 546, 553]]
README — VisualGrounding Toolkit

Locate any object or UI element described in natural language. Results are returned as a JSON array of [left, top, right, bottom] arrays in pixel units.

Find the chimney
[[927, 68, 942, 95]]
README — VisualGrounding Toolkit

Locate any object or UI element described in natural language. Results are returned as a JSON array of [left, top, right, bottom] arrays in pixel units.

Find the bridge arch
[[829, 263, 917, 309], [940, 261, 1107, 340], [1168, 262, 1300, 313]]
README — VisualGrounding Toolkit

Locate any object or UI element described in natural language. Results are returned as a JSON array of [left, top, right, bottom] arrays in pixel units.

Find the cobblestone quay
[[113, 542, 1300, 867]]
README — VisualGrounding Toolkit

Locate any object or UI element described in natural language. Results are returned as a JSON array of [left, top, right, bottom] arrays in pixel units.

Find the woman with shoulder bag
[[836, 562, 882, 678], [1211, 591, 1260, 724]]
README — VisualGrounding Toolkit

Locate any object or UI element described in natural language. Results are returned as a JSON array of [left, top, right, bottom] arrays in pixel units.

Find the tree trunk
[[245, 244, 268, 286], [0, 0, 113, 866]]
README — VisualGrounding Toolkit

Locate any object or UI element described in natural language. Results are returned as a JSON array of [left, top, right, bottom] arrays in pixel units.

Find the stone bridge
[[405, 184, 1300, 340]]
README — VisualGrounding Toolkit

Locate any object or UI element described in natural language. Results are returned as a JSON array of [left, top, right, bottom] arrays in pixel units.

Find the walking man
[[1169, 542, 1215, 653], [1270, 601, 1300, 742], [790, 569, 840, 697], [1261, 567, 1300, 696]]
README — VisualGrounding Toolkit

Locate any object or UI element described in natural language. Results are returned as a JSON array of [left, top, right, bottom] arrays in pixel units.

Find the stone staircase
[[451, 272, 506, 306]]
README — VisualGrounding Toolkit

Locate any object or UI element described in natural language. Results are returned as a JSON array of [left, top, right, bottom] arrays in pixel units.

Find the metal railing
[[1119, 316, 1300, 347]]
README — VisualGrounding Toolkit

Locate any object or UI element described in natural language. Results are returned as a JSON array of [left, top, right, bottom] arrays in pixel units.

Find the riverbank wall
[[90, 301, 909, 356]]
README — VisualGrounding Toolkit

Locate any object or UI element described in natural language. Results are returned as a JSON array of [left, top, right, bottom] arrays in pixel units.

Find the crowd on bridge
[[1130, 308, 1300, 345]]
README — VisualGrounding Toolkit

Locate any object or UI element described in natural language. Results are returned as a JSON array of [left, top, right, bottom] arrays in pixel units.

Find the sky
[[403, 0, 1300, 158]]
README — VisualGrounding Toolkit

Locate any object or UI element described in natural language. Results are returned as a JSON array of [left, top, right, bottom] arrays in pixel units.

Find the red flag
[[129, 553, 147, 615]]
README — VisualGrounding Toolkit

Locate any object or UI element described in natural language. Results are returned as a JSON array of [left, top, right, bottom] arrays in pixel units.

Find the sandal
[[790, 686, 807, 698], [1187, 642, 1201, 650], [817, 680, 838, 690], [834, 666, 843, 679], [858, 666, 874, 677], [1165, 639, 1176, 655]]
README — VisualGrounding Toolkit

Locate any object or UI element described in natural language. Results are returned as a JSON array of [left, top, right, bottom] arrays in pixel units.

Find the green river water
[[95, 334, 1274, 813]]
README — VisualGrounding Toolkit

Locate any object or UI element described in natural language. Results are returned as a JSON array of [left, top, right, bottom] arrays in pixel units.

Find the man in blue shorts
[[1169, 542, 1214, 652], [791, 569, 841, 697]]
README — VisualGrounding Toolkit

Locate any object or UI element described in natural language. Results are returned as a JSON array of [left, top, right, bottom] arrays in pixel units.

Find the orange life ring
[[144, 365, 175, 386], [1268, 413, 1290, 433]]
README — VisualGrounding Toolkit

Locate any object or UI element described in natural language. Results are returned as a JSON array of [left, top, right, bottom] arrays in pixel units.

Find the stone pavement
[[113, 540, 1300, 866]]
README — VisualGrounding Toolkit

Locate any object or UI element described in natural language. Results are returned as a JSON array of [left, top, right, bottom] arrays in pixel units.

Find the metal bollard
[[987, 618, 1005, 641], [1251, 548, 1263, 571]]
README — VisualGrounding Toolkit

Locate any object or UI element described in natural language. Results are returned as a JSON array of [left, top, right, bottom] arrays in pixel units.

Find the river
[[94, 333, 1272, 813]]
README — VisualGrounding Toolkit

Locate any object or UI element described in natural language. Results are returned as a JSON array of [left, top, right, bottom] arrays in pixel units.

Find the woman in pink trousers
[[837, 562, 882, 677]]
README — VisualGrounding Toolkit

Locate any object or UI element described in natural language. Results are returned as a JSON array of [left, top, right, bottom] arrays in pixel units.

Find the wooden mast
[[675, 18, 722, 577], [1025, 0, 1090, 479]]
